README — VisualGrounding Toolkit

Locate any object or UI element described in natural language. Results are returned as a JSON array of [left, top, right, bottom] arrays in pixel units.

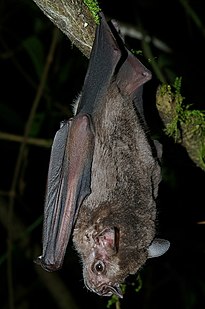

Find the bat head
[[77, 225, 170, 298]]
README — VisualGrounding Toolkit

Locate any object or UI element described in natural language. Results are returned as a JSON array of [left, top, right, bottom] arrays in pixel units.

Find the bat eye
[[93, 260, 105, 274]]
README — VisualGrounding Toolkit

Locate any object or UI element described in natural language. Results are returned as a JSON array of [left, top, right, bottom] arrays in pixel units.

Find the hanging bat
[[36, 13, 170, 298]]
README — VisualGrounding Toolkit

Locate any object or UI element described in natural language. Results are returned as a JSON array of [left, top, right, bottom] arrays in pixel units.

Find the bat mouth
[[85, 281, 123, 298], [96, 283, 123, 298]]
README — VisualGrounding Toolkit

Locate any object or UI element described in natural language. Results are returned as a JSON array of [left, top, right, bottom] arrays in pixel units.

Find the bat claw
[[34, 255, 61, 272], [33, 255, 42, 266]]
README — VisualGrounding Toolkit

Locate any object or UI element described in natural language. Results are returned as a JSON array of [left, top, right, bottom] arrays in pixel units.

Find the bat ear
[[148, 238, 170, 258], [95, 227, 119, 256]]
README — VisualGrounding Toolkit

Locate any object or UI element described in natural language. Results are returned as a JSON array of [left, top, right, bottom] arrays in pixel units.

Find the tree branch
[[32, 0, 97, 58], [0, 131, 52, 148], [156, 80, 205, 171]]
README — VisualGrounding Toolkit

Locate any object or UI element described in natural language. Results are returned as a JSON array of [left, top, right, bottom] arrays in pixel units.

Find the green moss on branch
[[156, 77, 205, 170], [83, 0, 101, 24]]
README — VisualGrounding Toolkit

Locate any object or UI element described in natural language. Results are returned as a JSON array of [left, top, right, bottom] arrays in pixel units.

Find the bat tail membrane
[[36, 114, 94, 271]]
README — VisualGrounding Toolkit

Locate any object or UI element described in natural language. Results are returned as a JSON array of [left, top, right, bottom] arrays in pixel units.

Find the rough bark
[[33, 0, 97, 58]]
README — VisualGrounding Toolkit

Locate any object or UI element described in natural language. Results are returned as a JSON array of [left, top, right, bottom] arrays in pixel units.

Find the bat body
[[36, 13, 170, 298]]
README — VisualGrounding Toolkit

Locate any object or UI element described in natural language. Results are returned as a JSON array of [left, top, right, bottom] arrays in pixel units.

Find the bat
[[36, 13, 170, 298]]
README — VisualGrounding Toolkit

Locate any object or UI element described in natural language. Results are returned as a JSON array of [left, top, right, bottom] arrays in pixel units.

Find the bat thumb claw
[[33, 255, 43, 266], [33, 255, 61, 272]]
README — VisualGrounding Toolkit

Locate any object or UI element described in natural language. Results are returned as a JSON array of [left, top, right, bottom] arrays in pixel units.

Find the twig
[[180, 0, 205, 38], [0, 131, 52, 148], [115, 299, 121, 309], [119, 23, 172, 53], [7, 27, 60, 309], [141, 35, 167, 84]]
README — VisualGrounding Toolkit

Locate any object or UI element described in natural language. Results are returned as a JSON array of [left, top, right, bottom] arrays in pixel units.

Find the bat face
[[77, 226, 123, 298], [36, 13, 170, 298]]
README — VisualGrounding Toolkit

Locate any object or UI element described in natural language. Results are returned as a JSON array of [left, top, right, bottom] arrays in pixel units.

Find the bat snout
[[95, 283, 123, 298], [85, 276, 123, 298]]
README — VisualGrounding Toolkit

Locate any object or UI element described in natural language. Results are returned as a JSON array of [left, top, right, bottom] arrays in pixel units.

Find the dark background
[[0, 0, 205, 308]]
